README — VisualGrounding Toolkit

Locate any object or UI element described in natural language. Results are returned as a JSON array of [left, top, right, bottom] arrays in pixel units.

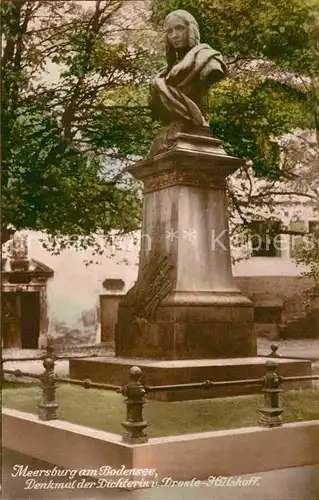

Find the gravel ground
[[257, 337, 319, 359], [3, 339, 319, 381], [2, 345, 113, 379]]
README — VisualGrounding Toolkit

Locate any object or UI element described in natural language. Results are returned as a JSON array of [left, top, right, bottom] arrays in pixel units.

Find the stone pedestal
[[70, 127, 311, 399], [69, 356, 311, 401], [115, 127, 256, 359]]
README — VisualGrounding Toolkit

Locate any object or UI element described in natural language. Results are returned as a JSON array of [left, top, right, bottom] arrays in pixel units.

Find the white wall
[[4, 209, 314, 333], [4, 187, 316, 334], [232, 256, 308, 277], [3, 231, 139, 335]]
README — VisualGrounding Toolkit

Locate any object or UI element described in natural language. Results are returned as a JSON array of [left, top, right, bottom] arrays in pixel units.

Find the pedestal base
[[116, 296, 256, 360], [69, 356, 311, 401]]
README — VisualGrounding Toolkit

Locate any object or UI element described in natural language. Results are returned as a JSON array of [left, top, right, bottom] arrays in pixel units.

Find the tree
[[282, 130, 319, 300], [2, 0, 319, 261], [151, 0, 318, 243], [1, 0, 156, 251], [152, 0, 318, 169], [295, 229, 319, 300]]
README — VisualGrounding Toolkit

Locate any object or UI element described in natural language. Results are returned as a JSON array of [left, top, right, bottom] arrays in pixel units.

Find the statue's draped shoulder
[[151, 43, 227, 126]]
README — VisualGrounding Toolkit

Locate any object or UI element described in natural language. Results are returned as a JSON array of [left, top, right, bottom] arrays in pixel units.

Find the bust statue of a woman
[[151, 10, 227, 127]]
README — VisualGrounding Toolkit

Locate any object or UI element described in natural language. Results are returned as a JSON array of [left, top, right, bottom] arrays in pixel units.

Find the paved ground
[[3, 359, 69, 377], [2, 449, 319, 500], [258, 338, 319, 360], [258, 338, 319, 386], [2, 346, 113, 378], [3, 338, 319, 379]]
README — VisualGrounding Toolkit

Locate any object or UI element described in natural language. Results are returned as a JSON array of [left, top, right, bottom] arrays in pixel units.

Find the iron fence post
[[259, 360, 283, 428], [268, 343, 280, 357], [45, 339, 56, 360], [120, 366, 149, 444], [38, 357, 59, 421]]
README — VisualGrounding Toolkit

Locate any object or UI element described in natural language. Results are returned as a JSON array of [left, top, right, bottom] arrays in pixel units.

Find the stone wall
[[4, 231, 139, 343], [3, 409, 319, 479], [235, 276, 314, 315], [235, 276, 318, 338]]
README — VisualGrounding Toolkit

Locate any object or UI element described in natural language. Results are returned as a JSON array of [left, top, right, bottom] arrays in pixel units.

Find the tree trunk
[[1, 227, 15, 245]]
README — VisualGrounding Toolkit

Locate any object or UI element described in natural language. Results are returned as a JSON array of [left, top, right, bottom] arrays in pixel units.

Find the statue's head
[[164, 10, 200, 65]]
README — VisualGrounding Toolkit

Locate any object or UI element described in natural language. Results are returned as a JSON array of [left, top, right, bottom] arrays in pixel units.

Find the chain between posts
[[116, 362, 287, 441], [5, 354, 316, 434]]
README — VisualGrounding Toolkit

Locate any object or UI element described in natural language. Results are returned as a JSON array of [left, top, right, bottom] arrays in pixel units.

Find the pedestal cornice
[[125, 132, 244, 193], [161, 290, 253, 307]]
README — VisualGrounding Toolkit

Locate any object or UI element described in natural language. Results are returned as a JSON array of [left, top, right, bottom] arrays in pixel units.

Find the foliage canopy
[[1, 0, 318, 262]]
